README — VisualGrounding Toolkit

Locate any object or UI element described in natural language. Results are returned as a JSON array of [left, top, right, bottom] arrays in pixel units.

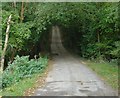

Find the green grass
[[82, 60, 118, 89], [0, 73, 43, 96]]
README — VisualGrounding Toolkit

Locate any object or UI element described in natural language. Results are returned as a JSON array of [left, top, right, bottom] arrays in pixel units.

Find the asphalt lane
[[33, 26, 118, 96]]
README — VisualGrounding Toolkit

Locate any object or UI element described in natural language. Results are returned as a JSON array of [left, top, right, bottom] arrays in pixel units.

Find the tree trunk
[[97, 31, 101, 58], [12, 1, 16, 8], [20, 1, 24, 22], [13, 1, 16, 8], [97, 31, 100, 43], [10, 48, 17, 64], [1, 15, 12, 72]]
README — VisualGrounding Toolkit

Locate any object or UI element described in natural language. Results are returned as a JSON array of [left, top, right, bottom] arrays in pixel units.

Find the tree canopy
[[1, 2, 120, 67]]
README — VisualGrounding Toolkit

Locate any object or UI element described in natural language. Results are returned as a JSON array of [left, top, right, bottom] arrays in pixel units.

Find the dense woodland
[[1, 2, 120, 89]]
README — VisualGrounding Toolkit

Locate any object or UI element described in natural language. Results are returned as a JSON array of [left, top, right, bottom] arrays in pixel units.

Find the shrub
[[2, 55, 48, 88]]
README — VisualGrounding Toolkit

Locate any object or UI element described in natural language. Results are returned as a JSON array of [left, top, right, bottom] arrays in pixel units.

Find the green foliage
[[1, 73, 43, 96], [111, 41, 120, 56], [2, 2, 119, 66], [9, 22, 32, 49], [111, 41, 120, 65], [60, 3, 119, 62], [1, 2, 119, 92], [2, 55, 48, 88]]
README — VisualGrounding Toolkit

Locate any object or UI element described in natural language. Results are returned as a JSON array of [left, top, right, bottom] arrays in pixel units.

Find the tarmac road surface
[[33, 26, 118, 96]]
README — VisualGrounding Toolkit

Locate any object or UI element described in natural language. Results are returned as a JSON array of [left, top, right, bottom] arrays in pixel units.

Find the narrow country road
[[33, 26, 117, 96]]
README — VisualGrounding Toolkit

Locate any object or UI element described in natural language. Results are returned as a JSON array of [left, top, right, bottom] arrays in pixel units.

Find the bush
[[2, 55, 48, 88]]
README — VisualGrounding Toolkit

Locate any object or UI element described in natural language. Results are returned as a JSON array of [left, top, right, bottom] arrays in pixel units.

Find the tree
[[1, 14, 12, 72]]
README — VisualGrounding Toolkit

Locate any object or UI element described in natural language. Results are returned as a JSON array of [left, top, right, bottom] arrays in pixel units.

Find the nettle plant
[[2, 55, 48, 88]]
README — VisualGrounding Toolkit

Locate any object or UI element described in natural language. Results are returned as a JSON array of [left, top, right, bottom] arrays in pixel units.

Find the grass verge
[[81, 59, 118, 90], [1, 73, 42, 96], [0, 60, 52, 96]]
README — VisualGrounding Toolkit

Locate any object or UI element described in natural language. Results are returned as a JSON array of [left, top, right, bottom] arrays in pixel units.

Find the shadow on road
[[33, 26, 118, 96]]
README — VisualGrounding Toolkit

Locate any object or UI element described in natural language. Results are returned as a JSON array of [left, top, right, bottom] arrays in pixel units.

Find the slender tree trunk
[[1, 15, 12, 72], [97, 31, 101, 58], [97, 31, 100, 43], [13, 1, 16, 8], [12, 1, 16, 8], [12, 2, 16, 12], [20, 1, 24, 22], [10, 48, 17, 64]]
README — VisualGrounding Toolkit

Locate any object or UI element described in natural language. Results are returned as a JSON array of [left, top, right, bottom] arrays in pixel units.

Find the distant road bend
[[33, 26, 117, 96]]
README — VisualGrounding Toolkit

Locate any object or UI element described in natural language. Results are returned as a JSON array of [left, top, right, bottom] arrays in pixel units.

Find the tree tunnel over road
[[2, 3, 119, 95], [2, 2, 119, 68], [33, 26, 118, 96]]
